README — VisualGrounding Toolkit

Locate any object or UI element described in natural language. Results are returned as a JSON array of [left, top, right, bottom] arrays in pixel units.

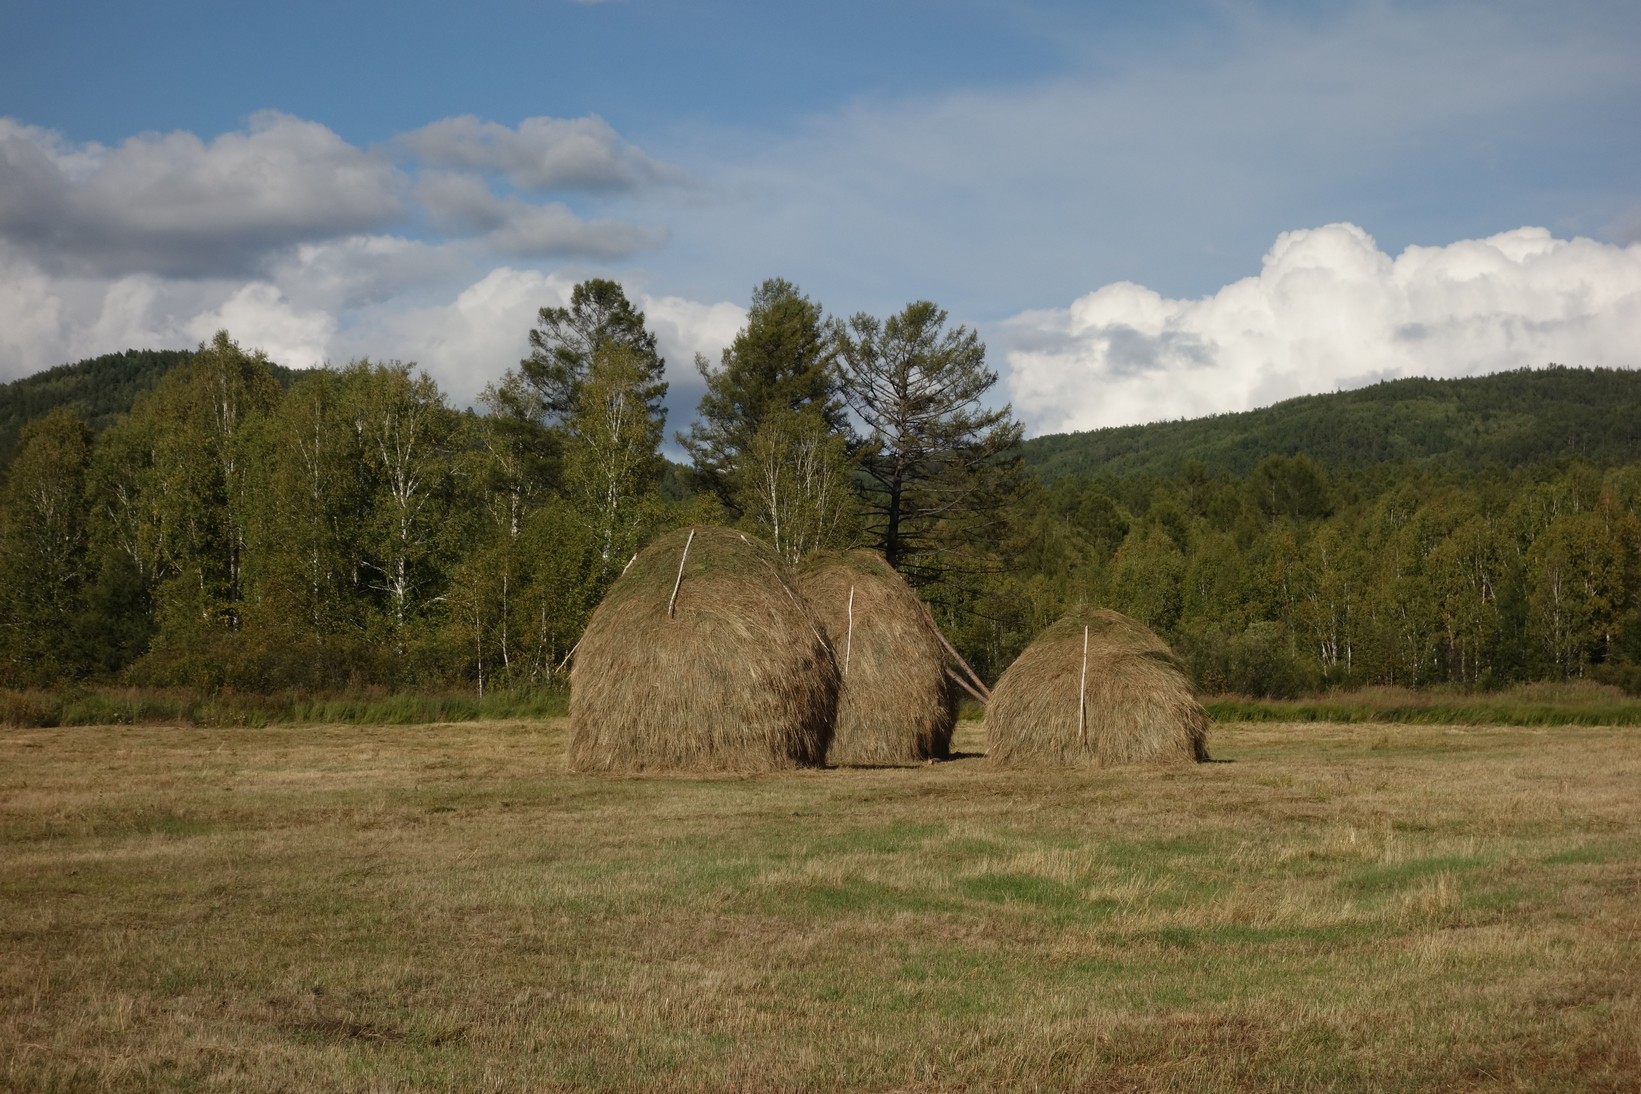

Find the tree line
[[1014, 454, 1641, 695], [4, 278, 1640, 698], [0, 279, 1022, 692]]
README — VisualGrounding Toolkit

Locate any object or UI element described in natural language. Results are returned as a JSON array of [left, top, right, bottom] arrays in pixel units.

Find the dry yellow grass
[[2, 717, 1638, 1091]]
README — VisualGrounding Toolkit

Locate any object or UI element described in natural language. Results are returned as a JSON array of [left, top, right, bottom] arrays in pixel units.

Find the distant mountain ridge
[[1020, 365, 1641, 481], [6, 354, 1639, 485], [0, 349, 300, 468], [1, 350, 193, 463]]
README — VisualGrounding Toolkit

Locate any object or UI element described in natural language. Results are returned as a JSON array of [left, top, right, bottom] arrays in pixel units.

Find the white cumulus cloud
[[336, 267, 574, 405], [1002, 224, 1641, 435], [0, 113, 403, 278], [0, 241, 338, 376]]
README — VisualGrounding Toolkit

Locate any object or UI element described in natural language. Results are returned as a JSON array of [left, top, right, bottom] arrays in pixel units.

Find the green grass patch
[[1341, 854, 1492, 896], [0, 685, 568, 728], [958, 870, 1080, 909], [1207, 681, 1641, 726]]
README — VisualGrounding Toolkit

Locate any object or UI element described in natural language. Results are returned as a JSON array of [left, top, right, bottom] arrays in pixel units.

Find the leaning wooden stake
[[923, 603, 990, 700], [556, 635, 582, 673], [946, 666, 989, 706], [844, 585, 855, 674], [668, 529, 695, 619], [1077, 624, 1089, 747]]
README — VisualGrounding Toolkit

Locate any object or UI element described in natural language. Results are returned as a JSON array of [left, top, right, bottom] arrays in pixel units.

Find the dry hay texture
[[795, 550, 955, 764], [569, 526, 838, 773], [986, 608, 1211, 767]]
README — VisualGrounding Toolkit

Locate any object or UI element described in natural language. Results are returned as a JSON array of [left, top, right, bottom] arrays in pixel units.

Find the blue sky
[[3, 0, 1640, 440]]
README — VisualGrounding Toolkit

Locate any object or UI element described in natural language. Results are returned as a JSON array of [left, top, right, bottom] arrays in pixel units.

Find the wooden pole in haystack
[[1077, 624, 1089, 746], [668, 528, 695, 619], [844, 585, 855, 674]]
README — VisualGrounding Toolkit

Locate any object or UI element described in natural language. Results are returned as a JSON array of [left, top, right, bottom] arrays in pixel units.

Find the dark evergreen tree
[[836, 300, 1023, 587], [681, 278, 842, 507], [515, 278, 666, 424]]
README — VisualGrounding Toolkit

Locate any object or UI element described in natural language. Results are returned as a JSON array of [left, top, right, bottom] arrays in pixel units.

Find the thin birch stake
[[556, 635, 583, 673], [620, 552, 638, 576], [844, 585, 855, 674], [1078, 624, 1089, 747], [668, 529, 695, 619], [946, 666, 989, 706]]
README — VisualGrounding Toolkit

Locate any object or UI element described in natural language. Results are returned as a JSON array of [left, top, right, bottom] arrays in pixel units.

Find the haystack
[[985, 608, 1210, 767], [568, 526, 838, 773], [795, 550, 955, 764]]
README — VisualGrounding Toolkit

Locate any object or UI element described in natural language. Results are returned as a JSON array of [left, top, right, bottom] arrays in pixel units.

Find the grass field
[[3, 717, 1638, 1091]]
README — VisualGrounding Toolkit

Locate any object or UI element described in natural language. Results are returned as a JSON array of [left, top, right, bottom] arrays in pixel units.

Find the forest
[[2, 276, 1640, 700]]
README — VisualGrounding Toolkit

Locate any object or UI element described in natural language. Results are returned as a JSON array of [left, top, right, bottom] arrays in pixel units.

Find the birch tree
[[735, 405, 858, 564], [0, 409, 94, 682], [564, 344, 665, 583]]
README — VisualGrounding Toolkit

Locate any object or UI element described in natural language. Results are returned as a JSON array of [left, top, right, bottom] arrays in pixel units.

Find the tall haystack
[[568, 526, 837, 773], [795, 550, 955, 764], [986, 608, 1210, 767]]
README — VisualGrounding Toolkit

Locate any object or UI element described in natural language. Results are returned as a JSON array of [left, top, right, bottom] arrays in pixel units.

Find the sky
[[3, 0, 1640, 446]]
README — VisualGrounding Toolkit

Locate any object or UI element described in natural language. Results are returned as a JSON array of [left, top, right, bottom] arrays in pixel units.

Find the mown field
[[3, 717, 1638, 1092]]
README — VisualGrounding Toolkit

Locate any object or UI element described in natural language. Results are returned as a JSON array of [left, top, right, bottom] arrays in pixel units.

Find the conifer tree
[[682, 278, 842, 508], [836, 300, 1023, 587]]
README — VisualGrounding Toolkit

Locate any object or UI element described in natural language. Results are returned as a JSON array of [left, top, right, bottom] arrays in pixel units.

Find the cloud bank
[[0, 110, 689, 395], [0, 113, 401, 278], [0, 112, 670, 285], [1002, 224, 1641, 435]]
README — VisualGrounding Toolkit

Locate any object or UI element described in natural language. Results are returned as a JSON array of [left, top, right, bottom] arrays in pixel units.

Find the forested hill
[[0, 349, 300, 466], [9, 353, 1640, 485], [1021, 365, 1641, 482]]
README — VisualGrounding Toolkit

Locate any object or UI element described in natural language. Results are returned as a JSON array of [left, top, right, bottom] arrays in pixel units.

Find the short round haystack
[[985, 608, 1210, 767], [568, 526, 837, 773], [795, 550, 955, 764]]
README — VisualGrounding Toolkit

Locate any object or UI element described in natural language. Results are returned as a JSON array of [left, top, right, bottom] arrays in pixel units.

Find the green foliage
[[0, 686, 567, 727], [515, 277, 666, 424], [94, 334, 283, 684], [564, 343, 667, 584], [0, 347, 301, 479], [733, 405, 861, 563], [8, 321, 1641, 704], [0, 349, 190, 472], [0, 409, 95, 683], [1205, 682, 1641, 725], [681, 278, 842, 505]]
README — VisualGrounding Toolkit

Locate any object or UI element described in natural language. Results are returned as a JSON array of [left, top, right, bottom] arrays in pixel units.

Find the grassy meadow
[[3, 716, 1638, 1091]]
